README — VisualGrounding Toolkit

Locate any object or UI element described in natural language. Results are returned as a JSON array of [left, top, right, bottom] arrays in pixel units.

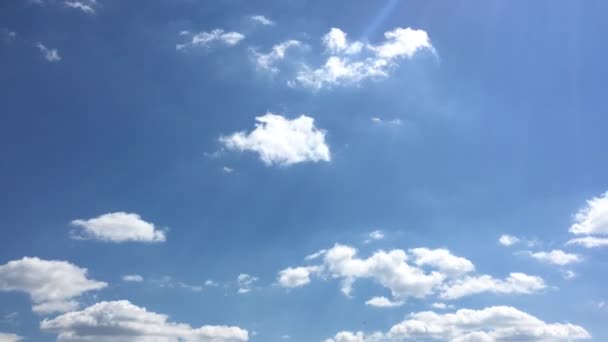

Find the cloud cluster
[[326, 306, 590, 342], [277, 244, 545, 305], [220, 113, 331, 166], [294, 27, 434, 89], [567, 192, 608, 248], [177, 29, 245, 50], [41, 300, 249, 341], [70, 212, 167, 243], [0, 257, 107, 314]]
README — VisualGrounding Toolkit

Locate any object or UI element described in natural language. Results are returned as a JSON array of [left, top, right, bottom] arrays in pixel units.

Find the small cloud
[[567, 236, 608, 248], [122, 274, 144, 283], [70, 212, 166, 243], [64, 0, 99, 14], [250, 15, 274, 26], [562, 270, 576, 280], [370, 117, 402, 126], [156, 276, 203, 292], [222, 166, 234, 173], [252, 40, 302, 73], [220, 113, 330, 167], [237, 274, 258, 294], [177, 29, 245, 50], [204, 280, 218, 287], [36, 42, 61, 62], [365, 296, 404, 308], [498, 234, 520, 246], [304, 249, 326, 261], [431, 302, 454, 310], [1, 29, 17, 43], [526, 250, 582, 266]]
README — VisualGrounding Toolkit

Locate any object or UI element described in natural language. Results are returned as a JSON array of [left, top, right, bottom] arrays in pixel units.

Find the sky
[[1, 0, 608, 341]]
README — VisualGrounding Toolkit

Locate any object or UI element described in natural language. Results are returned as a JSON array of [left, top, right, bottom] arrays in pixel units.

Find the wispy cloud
[[177, 29, 245, 50], [250, 15, 274, 26], [36, 42, 61, 62]]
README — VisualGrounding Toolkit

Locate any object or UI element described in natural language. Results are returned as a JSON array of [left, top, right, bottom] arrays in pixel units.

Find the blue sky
[[1, 0, 608, 341]]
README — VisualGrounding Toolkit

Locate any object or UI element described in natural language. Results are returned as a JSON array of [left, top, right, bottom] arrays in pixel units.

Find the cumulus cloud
[[40, 300, 249, 341], [326, 306, 590, 342], [220, 113, 330, 166], [567, 236, 608, 248], [237, 274, 258, 294], [498, 234, 520, 246], [294, 27, 434, 89], [252, 40, 302, 72], [122, 274, 144, 282], [0, 257, 107, 314], [277, 266, 319, 288], [70, 212, 167, 243], [177, 29, 245, 50], [409, 248, 475, 277], [528, 250, 582, 266], [0, 333, 22, 342], [439, 272, 546, 300], [250, 15, 274, 26], [36, 42, 61, 62], [569, 191, 608, 235], [280, 244, 545, 305], [365, 296, 403, 308]]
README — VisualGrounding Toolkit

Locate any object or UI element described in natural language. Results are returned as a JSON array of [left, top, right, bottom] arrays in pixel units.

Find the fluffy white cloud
[[70, 212, 166, 243], [439, 273, 546, 300], [498, 234, 520, 246], [365, 296, 403, 308], [528, 250, 582, 265], [278, 266, 319, 288], [253, 40, 302, 72], [40, 300, 249, 341], [36, 42, 61, 62], [177, 29, 245, 50], [570, 191, 608, 235], [0, 333, 22, 342], [220, 113, 330, 166], [250, 15, 274, 26], [409, 248, 475, 277], [237, 274, 257, 294], [295, 27, 433, 89], [327, 306, 590, 342], [280, 244, 545, 304], [0, 257, 107, 314], [122, 274, 144, 282], [567, 236, 608, 248], [64, 0, 98, 14]]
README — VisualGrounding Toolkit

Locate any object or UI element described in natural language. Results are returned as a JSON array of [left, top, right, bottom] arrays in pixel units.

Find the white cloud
[[122, 274, 144, 282], [70, 212, 166, 243], [223, 166, 235, 173], [327, 306, 590, 342], [570, 191, 608, 235], [528, 250, 582, 266], [439, 272, 546, 300], [36, 42, 61, 62], [498, 234, 520, 246], [0, 257, 107, 314], [409, 248, 475, 277], [295, 27, 434, 90], [220, 113, 330, 166], [370, 117, 402, 126], [368, 230, 384, 240], [278, 266, 319, 288], [365, 296, 403, 308], [305, 249, 327, 261], [0, 333, 22, 342], [562, 270, 577, 280], [205, 280, 219, 287], [40, 300, 249, 341], [177, 29, 245, 50], [250, 15, 274, 26], [156, 276, 203, 292], [64, 0, 98, 14], [253, 40, 301, 72], [323, 244, 445, 299], [431, 302, 454, 310], [237, 274, 258, 294], [567, 236, 608, 248]]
